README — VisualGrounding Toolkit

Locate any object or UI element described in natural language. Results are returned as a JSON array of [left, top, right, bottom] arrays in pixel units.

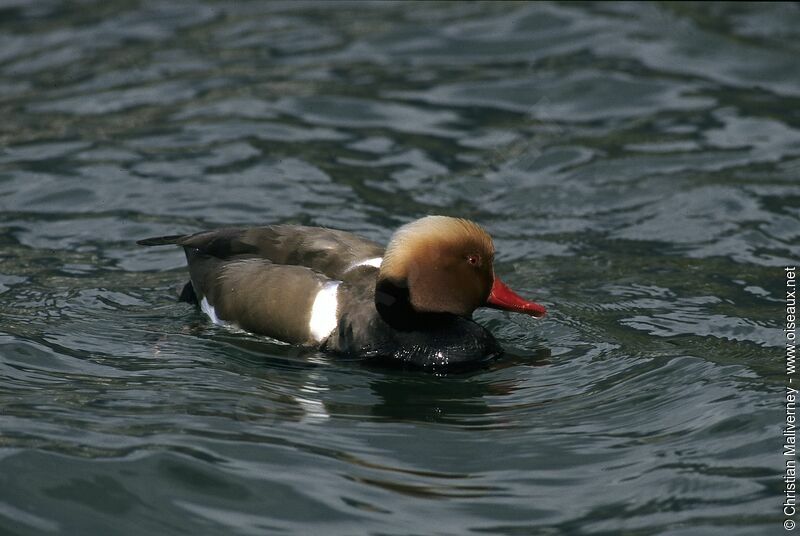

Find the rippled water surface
[[1, 1, 797, 534]]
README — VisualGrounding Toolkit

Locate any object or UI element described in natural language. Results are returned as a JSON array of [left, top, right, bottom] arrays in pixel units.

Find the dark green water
[[0, 2, 796, 534]]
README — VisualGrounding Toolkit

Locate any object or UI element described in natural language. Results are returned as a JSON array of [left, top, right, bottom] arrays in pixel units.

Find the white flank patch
[[309, 281, 340, 342], [200, 296, 224, 326], [344, 256, 382, 273]]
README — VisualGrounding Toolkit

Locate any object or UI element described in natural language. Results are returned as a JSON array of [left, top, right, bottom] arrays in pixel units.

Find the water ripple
[[0, 1, 792, 534]]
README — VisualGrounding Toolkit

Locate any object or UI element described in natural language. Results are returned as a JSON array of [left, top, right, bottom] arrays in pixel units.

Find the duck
[[138, 215, 546, 369]]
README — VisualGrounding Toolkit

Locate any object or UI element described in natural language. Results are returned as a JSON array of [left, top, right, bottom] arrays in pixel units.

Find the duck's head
[[375, 216, 546, 328]]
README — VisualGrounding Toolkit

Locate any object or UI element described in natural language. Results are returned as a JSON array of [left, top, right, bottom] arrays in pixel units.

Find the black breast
[[327, 275, 502, 369], [368, 317, 503, 370]]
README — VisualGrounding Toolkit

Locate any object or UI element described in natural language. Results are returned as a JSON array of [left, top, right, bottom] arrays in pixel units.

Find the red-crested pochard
[[138, 216, 546, 368]]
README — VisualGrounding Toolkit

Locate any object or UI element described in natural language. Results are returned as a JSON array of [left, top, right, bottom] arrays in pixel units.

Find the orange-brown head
[[375, 216, 546, 326]]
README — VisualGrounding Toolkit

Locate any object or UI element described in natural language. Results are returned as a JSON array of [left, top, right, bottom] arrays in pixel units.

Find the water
[[0, 1, 796, 534]]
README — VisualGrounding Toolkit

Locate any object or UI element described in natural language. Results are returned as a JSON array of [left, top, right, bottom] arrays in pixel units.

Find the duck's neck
[[375, 277, 454, 331]]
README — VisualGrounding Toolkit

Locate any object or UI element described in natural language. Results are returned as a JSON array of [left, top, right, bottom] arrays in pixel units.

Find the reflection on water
[[0, 1, 796, 534]]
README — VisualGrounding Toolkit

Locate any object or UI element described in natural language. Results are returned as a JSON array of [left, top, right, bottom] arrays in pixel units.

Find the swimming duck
[[138, 216, 546, 368]]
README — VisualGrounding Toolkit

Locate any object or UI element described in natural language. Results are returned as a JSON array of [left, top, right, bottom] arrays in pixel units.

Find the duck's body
[[139, 216, 546, 369]]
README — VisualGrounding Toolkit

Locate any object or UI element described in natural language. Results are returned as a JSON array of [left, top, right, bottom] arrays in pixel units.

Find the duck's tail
[[178, 281, 198, 304], [136, 234, 198, 304], [136, 235, 187, 247]]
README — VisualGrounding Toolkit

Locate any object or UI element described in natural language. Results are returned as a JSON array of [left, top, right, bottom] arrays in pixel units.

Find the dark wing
[[185, 250, 331, 344], [138, 225, 384, 280]]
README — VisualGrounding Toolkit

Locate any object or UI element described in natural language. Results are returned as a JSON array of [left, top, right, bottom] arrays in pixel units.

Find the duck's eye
[[466, 254, 480, 266]]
